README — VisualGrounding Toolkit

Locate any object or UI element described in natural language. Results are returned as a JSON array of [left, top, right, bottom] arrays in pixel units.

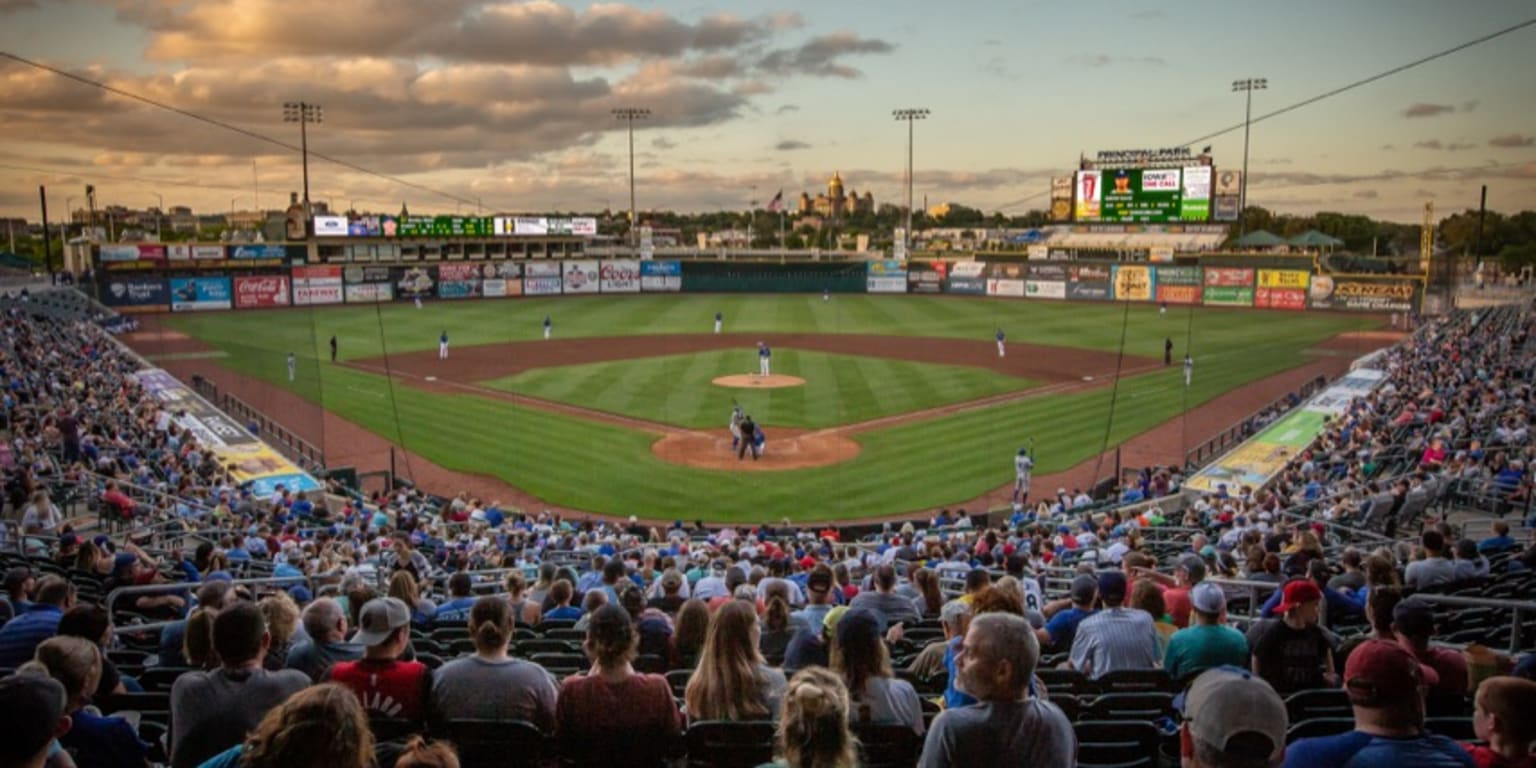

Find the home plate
[[425, 376, 438, 382]]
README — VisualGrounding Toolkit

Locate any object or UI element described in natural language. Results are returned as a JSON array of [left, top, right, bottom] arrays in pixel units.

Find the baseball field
[[141, 294, 1388, 522]]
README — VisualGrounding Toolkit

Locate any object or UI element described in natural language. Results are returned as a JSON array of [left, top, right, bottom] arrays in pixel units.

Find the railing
[[1184, 374, 1329, 472], [188, 374, 326, 470], [106, 576, 312, 635]]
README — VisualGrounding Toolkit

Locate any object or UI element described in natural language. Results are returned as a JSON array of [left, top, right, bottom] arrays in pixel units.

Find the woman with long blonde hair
[[196, 683, 373, 768], [22, 636, 149, 768], [684, 599, 787, 721], [772, 667, 859, 768]]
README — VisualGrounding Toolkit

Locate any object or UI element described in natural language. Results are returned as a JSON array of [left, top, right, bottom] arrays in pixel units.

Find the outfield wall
[[92, 249, 1422, 315]]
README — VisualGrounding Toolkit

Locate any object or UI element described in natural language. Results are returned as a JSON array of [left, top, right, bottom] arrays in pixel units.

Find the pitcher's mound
[[713, 374, 806, 389]]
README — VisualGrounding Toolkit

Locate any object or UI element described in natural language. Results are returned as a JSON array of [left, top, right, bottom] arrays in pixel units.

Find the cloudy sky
[[1, 0, 1533, 223]]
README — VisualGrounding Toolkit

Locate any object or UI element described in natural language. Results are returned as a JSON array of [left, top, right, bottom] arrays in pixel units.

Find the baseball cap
[[1070, 574, 1098, 604], [835, 608, 882, 650], [1178, 554, 1207, 582], [1179, 667, 1287, 762], [0, 673, 69, 760], [806, 568, 833, 593], [660, 569, 683, 591], [1097, 571, 1128, 602], [1344, 639, 1428, 705], [353, 597, 411, 647], [1191, 582, 1226, 615], [1273, 579, 1322, 614], [59, 533, 80, 548], [1391, 598, 1436, 638]]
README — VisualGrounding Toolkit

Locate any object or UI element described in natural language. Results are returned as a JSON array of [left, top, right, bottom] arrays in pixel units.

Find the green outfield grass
[[159, 295, 1385, 520], [483, 348, 1035, 429]]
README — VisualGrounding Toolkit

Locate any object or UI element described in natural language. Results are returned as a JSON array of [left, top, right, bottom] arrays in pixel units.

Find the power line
[[992, 17, 1536, 212], [0, 50, 483, 209], [0, 160, 256, 194]]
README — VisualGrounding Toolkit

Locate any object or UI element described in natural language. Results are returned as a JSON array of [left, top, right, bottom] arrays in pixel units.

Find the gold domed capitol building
[[798, 171, 874, 218]]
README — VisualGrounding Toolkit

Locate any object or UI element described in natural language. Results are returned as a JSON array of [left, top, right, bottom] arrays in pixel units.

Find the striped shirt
[[1068, 607, 1160, 679]]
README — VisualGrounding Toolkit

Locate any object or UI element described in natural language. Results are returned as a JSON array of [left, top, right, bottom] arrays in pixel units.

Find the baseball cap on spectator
[[111, 552, 138, 576], [353, 597, 411, 647], [1391, 599, 1436, 638], [59, 533, 80, 548], [1344, 638, 1429, 705], [835, 608, 882, 651], [1178, 667, 1287, 763], [92, 535, 114, 553], [1273, 580, 1322, 614], [288, 585, 314, 604], [1070, 575, 1098, 604], [0, 673, 69, 763], [806, 568, 833, 594], [660, 570, 683, 592], [1191, 582, 1226, 615], [1178, 554, 1207, 582], [1097, 571, 1128, 603]]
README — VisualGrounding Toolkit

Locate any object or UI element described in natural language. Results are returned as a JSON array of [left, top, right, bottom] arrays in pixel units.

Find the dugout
[[680, 260, 867, 293]]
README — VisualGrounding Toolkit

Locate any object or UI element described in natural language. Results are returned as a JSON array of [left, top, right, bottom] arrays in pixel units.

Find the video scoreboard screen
[[1074, 167, 1212, 223]]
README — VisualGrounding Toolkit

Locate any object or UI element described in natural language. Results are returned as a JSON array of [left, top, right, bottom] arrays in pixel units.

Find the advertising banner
[[1112, 264, 1156, 301], [168, 245, 225, 261], [395, 265, 436, 299], [986, 279, 1025, 297], [1306, 276, 1418, 312], [484, 262, 522, 279], [1156, 284, 1202, 305], [482, 279, 518, 297], [524, 276, 563, 296], [514, 217, 548, 236], [1155, 266, 1202, 285], [344, 283, 394, 303], [346, 216, 399, 237], [946, 261, 987, 295], [1180, 166, 1212, 221], [438, 263, 480, 281], [865, 259, 907, 294], [639, 260, 681, 292], [1067, 264, 1112, 300], [1203, 267, 1255, 306], [600, 259, 642, 293], [233, 275, 291, 309], [438, 280, 480, 299], [343, 265, 392, 284], [1026, 263, 1069, 281], [1025, 280, 1066, 299], [313, 215, 348, 237], [228, 244, 290, 261], [571, 217, 598, 236], [101, 276, 168, 310], [1257, 269, 1310, 290], [1255, 269, 1309, 311], [1185, 409, 1326, 493], [561, 260, 600, 294], [1303, 368, 1386, 415], [906, 261, 946, 294], [99, 245, 143, 263], [291, 266, 343, 306], [169, 276, 233, 312], [525, 261, 562, 278]]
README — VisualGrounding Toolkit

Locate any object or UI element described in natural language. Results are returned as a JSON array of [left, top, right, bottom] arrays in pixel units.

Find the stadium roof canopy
[[1288, 230, 1344, 248], [1231, 230, 1287, 248]]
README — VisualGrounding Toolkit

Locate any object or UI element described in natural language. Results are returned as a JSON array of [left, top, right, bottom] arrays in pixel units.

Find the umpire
[[737, 415, 760, 461]]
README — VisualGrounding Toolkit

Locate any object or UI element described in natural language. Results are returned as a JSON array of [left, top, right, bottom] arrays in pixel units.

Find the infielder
[[995, 328, 1006, 358], [1013, 447, 1034, 507], [714, 311, 723, 334], [329, 335, 338, 363], [286, 352, 296, 383], [1183, 354, 1193, 387], [758, 341, 772, 377], [729, 404, 744, 450], [439, 330, 449, 360], [543, 315, 552, 340]]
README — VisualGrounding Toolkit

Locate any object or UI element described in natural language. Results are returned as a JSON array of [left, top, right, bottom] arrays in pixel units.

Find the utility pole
[[892, 108, 929, 256], [612, 107, 650, 250], [282, 102, 323, 237], [1232, 78, 1267, 239], [38, 186, 54, 280]]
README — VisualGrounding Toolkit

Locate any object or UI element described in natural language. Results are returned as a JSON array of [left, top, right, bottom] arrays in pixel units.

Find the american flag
[[766, 189, 784, 212]]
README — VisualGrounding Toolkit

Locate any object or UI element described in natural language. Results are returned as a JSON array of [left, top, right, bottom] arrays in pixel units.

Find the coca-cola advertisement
[[234, 275, 291, 309]]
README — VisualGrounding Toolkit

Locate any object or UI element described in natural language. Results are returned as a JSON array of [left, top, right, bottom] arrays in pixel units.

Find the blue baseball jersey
[[760, 345, 771, 359], [440, 333, 448, 343], [996, 329, 1006, 342]]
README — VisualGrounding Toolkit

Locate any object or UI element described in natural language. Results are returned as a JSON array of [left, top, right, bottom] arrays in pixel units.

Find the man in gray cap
[[326, 597, 431, 723], [1036, 574, 1098, 653], [1165, 582, 1249, 684], [0, 673, 71, 768], [1178, 667, 1287, 767]]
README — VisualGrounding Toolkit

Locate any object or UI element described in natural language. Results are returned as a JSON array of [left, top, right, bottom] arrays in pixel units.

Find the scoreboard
[[1074, 167, 1212, 223]]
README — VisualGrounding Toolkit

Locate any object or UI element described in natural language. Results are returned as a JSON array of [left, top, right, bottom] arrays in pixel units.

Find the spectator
[[1465, 676, 1536, 768], [0, 576, 76, 668], [285, 598, 364, 683], [1404, 531, 1457, 590], [21, 636, 147, 768], [544, 580, 582, 622], [258, 593, 300, 672], [1036, 574, 1097, 653], [849, 565, 921, 628], [830, 608, 923, 735], [431, 573, 477, 625], [767, 667, 858, 768], [759, 590, 795, 664], [1477, 521, 1517, 553], [388, 571, 436, 626], [1392, 599, 1469, 697], [685, 599, 787, 721], [1068, 571, 1159, 680], [0, 673, 72, 768], [1141, 554, 1207, 628], [1178, 667, 1288, 768], [55, 605, 128, 700], [1283, 639, 1473, 767], [158, 581, 233, 669], [789, 566, 835, 634], [1248, 580, 1337, 694], [182, 608, 220, 670], [1131, 579, 1178, 656], [1165, 583, 1250, 685], [169, 601, 309, 768], [327, 597, 431, 723], [671, 598, 710, 670], [385, 533, 432, 581], [1, 566, 34, 622], [917, 613, 1076, 768], [393, 737, 461, 768], [555, 604, 683, 768], [1329, 549, 1367, 592], [194, 683, 373, 768], [1452, 540, 1491, 582], [429, 596, 558, 732], [503, 571, 542, 626]]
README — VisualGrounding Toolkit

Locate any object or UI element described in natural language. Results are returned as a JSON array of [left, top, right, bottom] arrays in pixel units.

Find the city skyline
[[1, 0, 1534, 224]]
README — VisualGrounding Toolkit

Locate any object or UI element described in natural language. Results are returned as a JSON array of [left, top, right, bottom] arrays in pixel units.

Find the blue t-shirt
[[1283, 730, 1476, 768], [433, 597, 477, 624], [61, 709, 149, 768], [1043, 607, 1095, 651], [943, 636, 977, 709], [196, 744, 244, 768]]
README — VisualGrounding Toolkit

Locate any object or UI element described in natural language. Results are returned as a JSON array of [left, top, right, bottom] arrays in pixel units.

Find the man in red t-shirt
[[328, 597, 430, 723]]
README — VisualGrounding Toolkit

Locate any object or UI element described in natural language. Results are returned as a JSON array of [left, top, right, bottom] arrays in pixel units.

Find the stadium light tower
[[612, 107, 650, 249], [1231, 78, 1266, 238], [893, 108, 929, 256], [282, 101, 323, 237]]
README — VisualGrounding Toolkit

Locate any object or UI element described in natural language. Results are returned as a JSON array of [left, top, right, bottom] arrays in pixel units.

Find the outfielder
[[1183, 354, 1193, 387], [1013, 446, 1034, 507], [714, 311, 723, 334], [543, 315, 552, 340], [729, 404, 744, 450], [286, 352, 296, 383], [995, 328, 1006, 358], [758, 341, 771, 377], [439, 330, 449, 360], [414, 294, 423, 310]]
